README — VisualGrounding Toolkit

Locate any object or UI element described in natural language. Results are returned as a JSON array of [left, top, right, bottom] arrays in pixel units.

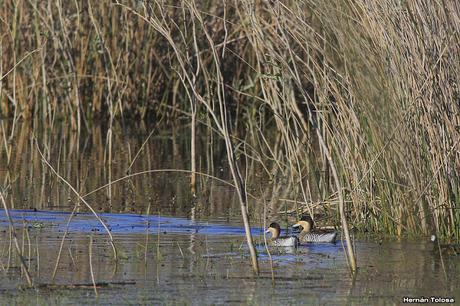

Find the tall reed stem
[[0, 192, 33, 286]]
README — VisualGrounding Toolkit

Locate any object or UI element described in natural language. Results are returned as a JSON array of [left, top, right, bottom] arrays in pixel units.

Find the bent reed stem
[[35, 140, 118, 261], [0, 192, 33, 287]]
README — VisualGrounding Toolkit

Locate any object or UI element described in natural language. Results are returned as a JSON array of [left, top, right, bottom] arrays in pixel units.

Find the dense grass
[[1, 0, 459, 241]]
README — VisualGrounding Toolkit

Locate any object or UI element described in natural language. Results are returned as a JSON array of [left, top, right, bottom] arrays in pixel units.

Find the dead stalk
[[0, 192, 33, 286], [52, 205, 78, 281], [35, 141, 118, 261], [89, 234, 98, 296], [316, 130, 357, 273], [263, 197, 275, 286]]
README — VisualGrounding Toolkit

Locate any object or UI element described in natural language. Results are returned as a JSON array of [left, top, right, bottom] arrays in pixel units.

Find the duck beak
[[292, 222, 301, 233], [264, 228, 270, 233]]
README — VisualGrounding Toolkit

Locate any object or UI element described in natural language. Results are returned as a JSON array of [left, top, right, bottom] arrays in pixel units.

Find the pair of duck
[[265, 216, 337, 247]]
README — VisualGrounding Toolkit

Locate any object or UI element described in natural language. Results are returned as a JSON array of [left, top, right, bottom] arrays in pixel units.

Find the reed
[[0, 192, 33, 286], [0, 0, 459, 259]]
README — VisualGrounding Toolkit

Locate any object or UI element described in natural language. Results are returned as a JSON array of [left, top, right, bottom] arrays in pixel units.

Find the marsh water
[[0, 122, 459, 305]]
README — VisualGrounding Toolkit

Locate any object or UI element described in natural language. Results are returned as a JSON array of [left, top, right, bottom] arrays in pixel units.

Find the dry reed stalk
[[144, 202, 151, 266], [82, 168, 258, 201], [35, 235, 40, 278], [89, 234, 98, 296], [35, 141, 118, 260], [262, 196, 275, 286], [0, 229, 8, 272], [1, 0, 459, 242], [0, 192, 33, 286], [190, 100, 197, 195], [316, 132, 357, 272], [52, 205, 78, 281], [23, 221, 32, 272], [7, 225, 12, 270], [68, 246, 76, 268], [186, 1, 259, 273]]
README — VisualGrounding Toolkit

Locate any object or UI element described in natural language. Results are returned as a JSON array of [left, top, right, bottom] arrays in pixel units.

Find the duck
[[292, 215, 337, 243], [265, 222, 299, 247], [431, 235, 460, 256]]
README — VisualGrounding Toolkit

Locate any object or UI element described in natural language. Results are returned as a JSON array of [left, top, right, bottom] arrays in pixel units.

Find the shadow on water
[[0, 122, 459, 304]]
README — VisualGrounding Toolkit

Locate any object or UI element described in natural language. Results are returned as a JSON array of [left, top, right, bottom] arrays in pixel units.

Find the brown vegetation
[[1, 0, 459, 244]]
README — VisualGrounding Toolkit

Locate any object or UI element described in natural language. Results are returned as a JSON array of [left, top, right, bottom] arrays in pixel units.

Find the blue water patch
[[0, 209, 265, 236]]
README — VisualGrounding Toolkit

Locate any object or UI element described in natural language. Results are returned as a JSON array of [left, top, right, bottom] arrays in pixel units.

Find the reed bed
[[1, 0, 459, 244]]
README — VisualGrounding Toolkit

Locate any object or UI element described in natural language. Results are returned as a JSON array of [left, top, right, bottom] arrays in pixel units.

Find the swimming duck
[[431, 235, 460, 256], [265, 222, 299, 247], [292, 215, 337, 243]]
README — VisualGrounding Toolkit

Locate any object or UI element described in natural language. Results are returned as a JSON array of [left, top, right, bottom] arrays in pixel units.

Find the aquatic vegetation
[[0, 0, 457, 241], [0, 216, 459, 304], [0, 0, 459, 296]]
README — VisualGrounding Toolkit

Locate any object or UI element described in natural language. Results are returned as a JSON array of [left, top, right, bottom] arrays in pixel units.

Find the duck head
[[265, 222, 281, 239], [292, 215, 314, 233]]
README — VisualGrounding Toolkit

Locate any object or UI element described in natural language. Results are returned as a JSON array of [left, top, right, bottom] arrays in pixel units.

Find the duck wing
[[272, 236, 299, 247], [300, 231, 337, 243]]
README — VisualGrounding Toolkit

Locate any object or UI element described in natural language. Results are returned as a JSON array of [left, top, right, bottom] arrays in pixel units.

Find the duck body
[[265, 222, 299, 247], [431, 235, 460, 256], [270, 236, 299, 247], [299, 231, 337, 243], [293, 216, 337, 243]]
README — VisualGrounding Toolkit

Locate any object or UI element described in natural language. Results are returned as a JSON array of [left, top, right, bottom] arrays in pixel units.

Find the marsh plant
[[1, 0, 459, 249]]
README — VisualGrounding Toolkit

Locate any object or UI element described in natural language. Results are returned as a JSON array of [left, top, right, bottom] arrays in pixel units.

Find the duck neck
[[268, 228, 280, 239], [298, 220, 312, 234]]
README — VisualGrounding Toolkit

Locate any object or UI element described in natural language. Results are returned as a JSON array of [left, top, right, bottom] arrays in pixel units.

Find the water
[[0, 122, 459, 304], [0, 210, 459, 305]]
